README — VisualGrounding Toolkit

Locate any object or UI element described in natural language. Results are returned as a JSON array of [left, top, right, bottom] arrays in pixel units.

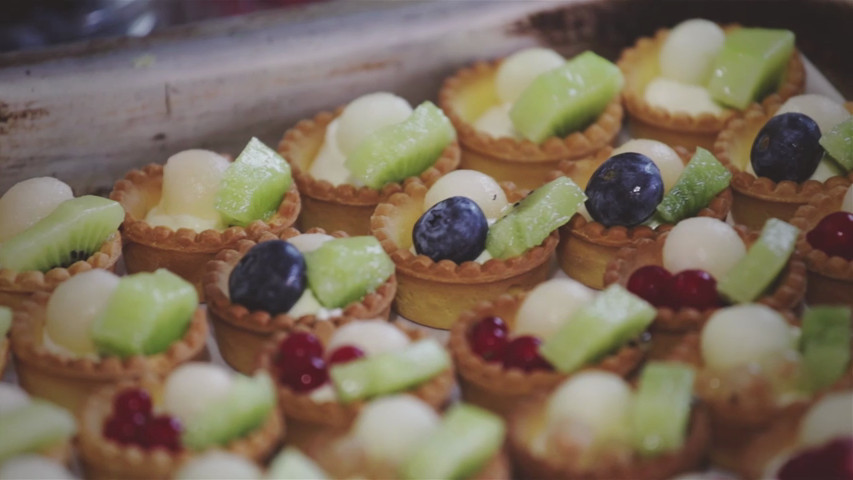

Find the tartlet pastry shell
[[0, 232, 122, 311], [603, 224, 807, 360], [204, 229, 397, 374], [255, 323, 455, 448], [77, 377, 283, 480], [789, 185, 853, 308], [449, 293, 645, 417], [277, 109, 460, 236], [714, 101, 853, 231], [370, 179, 557, 329], [508, 396, 710, 480], [439, 59, 622, 190], [618, 26, 806, 151], [110, 163, 301, 297], [10, 292, 208, 413], [555, 147, 733, 289]]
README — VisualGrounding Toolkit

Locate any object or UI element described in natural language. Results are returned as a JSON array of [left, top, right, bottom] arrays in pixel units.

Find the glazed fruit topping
[[627, 265, 674, 308], [807, 212, 853, 261], [104, 387, 183, 452], [413, 196, 488, 263], [751, 112, 823, 183], [777, 437, 853, 480], [502, 336, 553, 372], [468, 316, 509, 363], [327, 345, 366, 366], [275, 332, 329, 392], [627, 266, 720, 310], [229, 240, 307, 315], [114, 389, 152, 418], [141, 416, 183, 451], [585, 152, 664, 227]]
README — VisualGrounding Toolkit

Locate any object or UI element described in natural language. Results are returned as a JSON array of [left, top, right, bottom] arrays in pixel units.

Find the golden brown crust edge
[[789, 185, 853, 282]]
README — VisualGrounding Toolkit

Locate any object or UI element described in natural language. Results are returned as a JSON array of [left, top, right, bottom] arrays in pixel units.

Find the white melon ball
[[0, 177, 74, 243], [145, 207, 223, 233], [0, 384, 30, 416], [0, 455, 75, 480], [473, 103, 518, 139], [287, 288, 323, 318], [495, 48, 565, 104], [424, 170, 509, 220], [613, 139, 684, 192], [174, 451, 262, 480], [286, 233, 334, 253], [515, 278, 596, 338], [663, 217, 746, 280], [163, 362, 233, 425], [659, 19, 726, 85], [843, 185, 853, 213], [809, 157, 845, 182], [157, 149, 230, 226], [776, 94, 851, 134], [326, 320, 410, 357], [798, 391, 853, 448], [644, 77, 724, 116], [352, 395, 440, 467], [310, 118, 352, 186], [335, 92, 413, 157], [546, 372, 633, 443], [45, 269, 120, 357], [700, 304, 794, 372]]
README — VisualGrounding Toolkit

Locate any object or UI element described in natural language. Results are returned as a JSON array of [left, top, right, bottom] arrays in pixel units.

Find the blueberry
[[228, 240, 307, 314], [751, 112, 823, 183], [413, 196, 488, 263], [585, 152, 664, 227]]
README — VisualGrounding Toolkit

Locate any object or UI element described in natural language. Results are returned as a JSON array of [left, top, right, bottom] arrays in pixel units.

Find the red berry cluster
[[103, 388, 182, 452], [807, 212, 853, 261], [777, 437, 853, 480], [627, 265, 720, 310], [468, 316, 553, 372], [275, 332, 365, 392]]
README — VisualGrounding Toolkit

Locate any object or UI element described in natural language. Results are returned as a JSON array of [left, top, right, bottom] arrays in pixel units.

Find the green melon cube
[[304, 236, 394, 309], [800, 306, 851, 392], [819, 117, 853, 172], [630, 362, 696, 457]]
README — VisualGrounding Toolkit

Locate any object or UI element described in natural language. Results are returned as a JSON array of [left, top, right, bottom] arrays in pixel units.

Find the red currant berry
[[502, 336, 553, 372], [671, 269, 719, 310], [468, 316, 509, 362], [275, 332, 324, 370], [327, 345, 366, 366], [777, 437, 853, 480], [113, 388, 152, 419], [627, 265, 674, 308], [279, 355, 329, 392], [103, 413, 146, 445], [140, 415, 183, 452], [807, 212, 853, 261]]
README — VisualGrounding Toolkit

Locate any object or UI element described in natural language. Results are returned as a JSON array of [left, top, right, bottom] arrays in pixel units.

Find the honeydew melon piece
[[215, 137, 292, 227], [700, 304, 794, 372], [662, 217, 746, 281], [546, 372, 634, 444], [304, 236, 394, 309], [800, 306, 851, 392], [352, 396, 440, 469], [707, 28, 795, 110], [495, 48, 565, 104], [163, 362, 234, 427], [659, 19, 726, 85], [424, 169, 509, 220], [267, 448, 328, 480], [510, 51, 623, 143], [336, 92, 413, 157], [45, 269, 120, 357], [515, 278, 596, 339], [156, 149, 230, 226], [717, 218, 798, 304], [0, 177, 73, 243], [820, 117, 853, 172], [0, 400, 76, 463], [631, 362, 696, 456]]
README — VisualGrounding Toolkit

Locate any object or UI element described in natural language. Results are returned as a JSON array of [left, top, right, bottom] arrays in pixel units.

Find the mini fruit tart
[[450, 281, 648, 417], [371, 172, 583, 329], [618, 19, 805, 151], [297, 396, 510, 480], [714, 95, 853, 230], [110, 140, 300, 297], [277, 93, 459, 236], [11, 269, 207, 413], [439, 49, 623, 190], [791, 185, 853, 308], [604, 217, 806, 360], [0, 383, 76, 466], [77, 364, 283, 480], [556, 142, 733, 289], [0, 177, 123, 310], [686, 304, 852, 478], [508, 364, 710, 480], [204, 229, 397, 374], [255, 321, 454, 448]]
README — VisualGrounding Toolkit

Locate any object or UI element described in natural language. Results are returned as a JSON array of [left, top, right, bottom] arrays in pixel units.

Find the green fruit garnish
[[215, 137, 292, 227], [330, 338, 450, 404], [345, 101, 456, 189], [267, 448, 328, 480], [182, 372, 276, 450], [92, 269, 198, 357], [304, 236, 394, 309], [819, 117, 853, 172], [707, 28, 795, 110], [0, 400, 76, 463], [486, 176, 585, 259], [0, 195, 123, 272], [630, 362, 695, 457], [800, 306, 851, 392], [717, 218, 798, 304], [509, 51, 623, 143], [540, 285, 654, 373], [656, 147, 731, 223]]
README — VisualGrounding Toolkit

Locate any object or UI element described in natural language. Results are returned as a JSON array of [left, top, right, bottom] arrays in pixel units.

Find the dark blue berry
[[585, 152, 664, 227], [228, 240, 307, 314], [413, 196, 488, 263], [750, 112, 823, 183]]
